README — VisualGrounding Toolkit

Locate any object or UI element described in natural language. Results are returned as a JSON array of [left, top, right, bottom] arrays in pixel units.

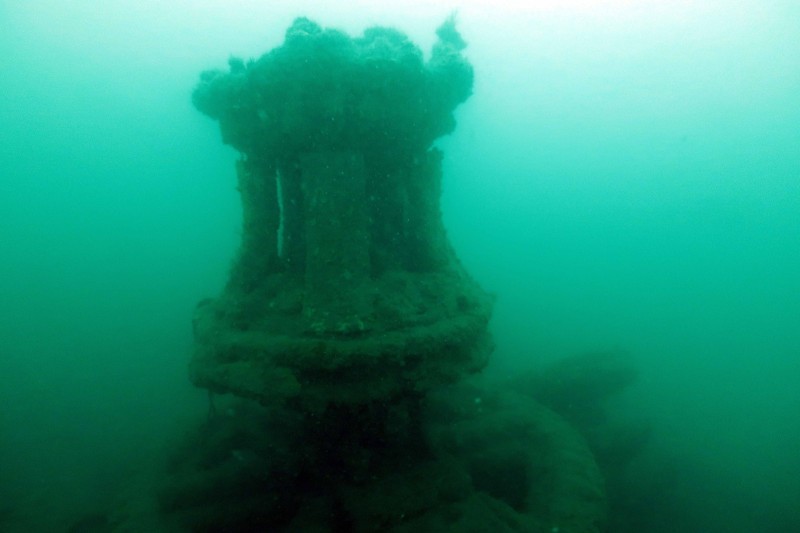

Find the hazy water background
[[1, 1, 798, 530]]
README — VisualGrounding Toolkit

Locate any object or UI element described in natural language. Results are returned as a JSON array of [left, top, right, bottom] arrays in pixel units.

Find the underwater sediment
[[153, 16, 609, 532]]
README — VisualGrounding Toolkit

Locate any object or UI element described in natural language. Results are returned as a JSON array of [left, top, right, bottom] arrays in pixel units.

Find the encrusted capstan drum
[[190, 17, 493, 409]]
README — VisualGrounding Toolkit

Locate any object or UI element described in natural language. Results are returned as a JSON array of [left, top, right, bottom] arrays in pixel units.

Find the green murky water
[[1, 2, 798, 531]]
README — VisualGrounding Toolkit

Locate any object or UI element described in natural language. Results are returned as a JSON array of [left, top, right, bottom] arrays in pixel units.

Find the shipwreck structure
[[168, 17, 607, 532], [190, 16, 492, 410]]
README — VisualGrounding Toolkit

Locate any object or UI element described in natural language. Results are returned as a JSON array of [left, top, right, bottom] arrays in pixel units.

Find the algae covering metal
[[190, 16, 493, 407]]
